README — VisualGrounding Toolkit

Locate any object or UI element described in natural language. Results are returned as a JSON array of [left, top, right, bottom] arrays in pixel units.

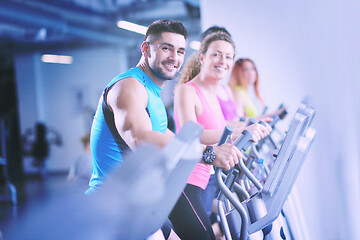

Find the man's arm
[[106, 77, 174, 149]]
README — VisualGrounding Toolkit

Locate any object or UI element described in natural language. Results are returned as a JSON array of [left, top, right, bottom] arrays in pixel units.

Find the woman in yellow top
[[229, 58, 285, 120]]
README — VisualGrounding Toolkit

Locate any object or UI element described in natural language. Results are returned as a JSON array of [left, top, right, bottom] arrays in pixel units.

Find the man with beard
[[86, 20, 243, 239]]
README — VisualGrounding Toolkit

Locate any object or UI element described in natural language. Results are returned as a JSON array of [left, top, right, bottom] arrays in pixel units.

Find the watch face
[[203, 146, 215, 164]]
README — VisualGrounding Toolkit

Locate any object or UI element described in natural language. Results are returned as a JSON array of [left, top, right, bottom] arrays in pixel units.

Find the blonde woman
[[229, 58, 285, 121]]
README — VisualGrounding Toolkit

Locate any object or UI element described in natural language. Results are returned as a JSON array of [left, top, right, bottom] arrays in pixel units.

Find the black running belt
[[101, 89, 131, 154]]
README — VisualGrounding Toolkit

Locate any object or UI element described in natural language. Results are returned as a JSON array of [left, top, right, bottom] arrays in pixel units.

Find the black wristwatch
[[203, 146, 215, 164]]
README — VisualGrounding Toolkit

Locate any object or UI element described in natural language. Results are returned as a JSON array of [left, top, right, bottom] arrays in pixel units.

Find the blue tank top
[[88, 67, 168, 190]]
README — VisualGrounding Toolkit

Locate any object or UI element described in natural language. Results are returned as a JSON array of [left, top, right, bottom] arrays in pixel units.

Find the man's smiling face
[[147, 32, 186, 81]]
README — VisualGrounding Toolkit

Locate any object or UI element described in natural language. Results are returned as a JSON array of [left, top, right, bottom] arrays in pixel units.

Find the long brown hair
[[177, 31, 235, 84], [229, 58, 265, 106]]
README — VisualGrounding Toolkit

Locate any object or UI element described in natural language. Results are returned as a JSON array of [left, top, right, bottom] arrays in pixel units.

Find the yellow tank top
[[235, 86, 258, 117]]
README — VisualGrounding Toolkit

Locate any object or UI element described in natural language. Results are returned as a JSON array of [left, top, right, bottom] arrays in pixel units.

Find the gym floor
[[0, 173, 69, 237]]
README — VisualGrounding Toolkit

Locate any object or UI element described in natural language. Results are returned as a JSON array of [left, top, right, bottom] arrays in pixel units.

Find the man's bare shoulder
[[110, 77, 145, 91], [107, 76, 147, 109]]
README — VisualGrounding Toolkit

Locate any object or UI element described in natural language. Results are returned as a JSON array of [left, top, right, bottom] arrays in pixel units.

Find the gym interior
[[0, 0, 359, 239]]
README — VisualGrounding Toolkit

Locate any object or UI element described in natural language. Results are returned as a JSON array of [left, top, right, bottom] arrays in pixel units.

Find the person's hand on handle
[[262, 105, 288, 121], [255, 116, 273, 123], [244, 122, 272, 143], [261, 121, 273, 136], [255, 104, 288, 122], [212, 144, 243, 171], [274, 106, 287, 117]]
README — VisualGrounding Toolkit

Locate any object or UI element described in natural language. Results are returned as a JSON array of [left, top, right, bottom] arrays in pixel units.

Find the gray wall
[[201, 0, 360, 239]]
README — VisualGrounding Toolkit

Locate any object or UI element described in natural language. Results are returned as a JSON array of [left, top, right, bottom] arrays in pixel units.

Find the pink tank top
[[175, 81, 226, 190], [217, 84, 238, 121]]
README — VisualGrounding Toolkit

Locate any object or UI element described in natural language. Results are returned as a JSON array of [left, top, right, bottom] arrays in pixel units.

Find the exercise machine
[[216, 102, 316, 240], [5, 121, 204, 240]]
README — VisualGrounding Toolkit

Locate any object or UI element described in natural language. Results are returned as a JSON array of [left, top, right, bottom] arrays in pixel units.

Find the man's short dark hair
[[145, 19, 188, 43], [201, 26, 231, 41]]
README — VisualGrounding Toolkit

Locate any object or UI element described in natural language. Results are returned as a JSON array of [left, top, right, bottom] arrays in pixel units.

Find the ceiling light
[[41, 54, 73, 64], [190, 41, 200, 50], [117, 20, 147, 35]]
